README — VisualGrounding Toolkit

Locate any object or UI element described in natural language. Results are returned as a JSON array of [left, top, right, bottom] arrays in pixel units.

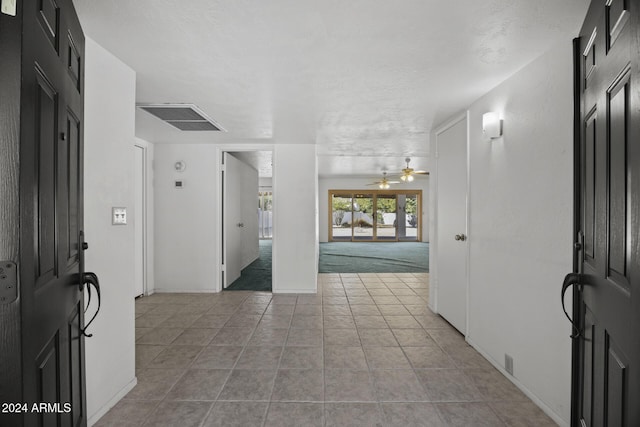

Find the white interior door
[[436, 116, 468, 334], [223, 153, 242, 287], [240, 162, 259, 269], [133, 145, 145, 297]]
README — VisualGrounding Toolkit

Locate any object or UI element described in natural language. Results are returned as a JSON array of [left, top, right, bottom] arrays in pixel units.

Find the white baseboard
[[87, 376, 137, 426], [465, 337, 568, 427]]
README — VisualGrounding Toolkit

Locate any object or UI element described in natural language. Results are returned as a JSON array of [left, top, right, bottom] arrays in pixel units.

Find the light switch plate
[[1, 0, 17, 16], [112, 207, 127, 225]]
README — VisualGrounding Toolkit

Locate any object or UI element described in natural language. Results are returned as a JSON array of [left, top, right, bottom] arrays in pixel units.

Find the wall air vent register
[[137, 104, 225, 131]]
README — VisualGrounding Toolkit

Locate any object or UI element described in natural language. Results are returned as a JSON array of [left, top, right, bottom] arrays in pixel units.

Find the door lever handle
[[80, 272, 101, 338], [454, 234, 466, 241], [562, 273, 588, 339]]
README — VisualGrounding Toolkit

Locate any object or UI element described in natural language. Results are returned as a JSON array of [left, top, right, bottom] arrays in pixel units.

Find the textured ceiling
[[73, 0, 589, 176], [229, 151, 273, 178]]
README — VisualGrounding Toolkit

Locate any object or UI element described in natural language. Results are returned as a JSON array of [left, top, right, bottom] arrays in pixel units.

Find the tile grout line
[[260, 292, 298, 427], [150, 293, 251, 427], [123, 273, 545, 427], [359, 273, 389, 426]]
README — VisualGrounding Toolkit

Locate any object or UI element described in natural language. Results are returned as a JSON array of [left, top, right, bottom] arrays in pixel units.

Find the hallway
[[97, 274, 555, 426]]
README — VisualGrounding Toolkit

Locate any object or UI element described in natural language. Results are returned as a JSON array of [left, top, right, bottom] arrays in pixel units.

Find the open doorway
[[222, 150, 273, 292]]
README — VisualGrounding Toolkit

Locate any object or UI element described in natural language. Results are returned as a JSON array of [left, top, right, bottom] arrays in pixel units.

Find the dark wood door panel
[[34, 69, 58, 288], [606, 70, 630, 288], [583, 109, 596, 263], [68, 305, 84, 426], [605, 334, 628, 426], [607, 0, 630, 49], [64, 111, 81, 270], [35, 333, 61, 427], [579, 308, 595, 427], [574, 0, 640, 425], [14, 0, 88, 425], [1, 0, 86, 423], [37, 0, 60, 53]]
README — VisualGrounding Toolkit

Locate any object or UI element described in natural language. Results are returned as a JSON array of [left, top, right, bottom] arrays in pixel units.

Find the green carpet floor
[[225, 240, 429, 291], [319, 242, 429, 273], [225, 239, 272, 292]]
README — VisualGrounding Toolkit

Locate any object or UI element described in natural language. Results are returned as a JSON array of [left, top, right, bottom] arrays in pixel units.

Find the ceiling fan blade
[[388, 180, 401, 184], [414, 171, 429, 175]]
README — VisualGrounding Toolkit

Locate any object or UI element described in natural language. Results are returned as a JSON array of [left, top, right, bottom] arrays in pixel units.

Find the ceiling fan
[[400, 157, 428, 182], [367, 172, 399, 189]]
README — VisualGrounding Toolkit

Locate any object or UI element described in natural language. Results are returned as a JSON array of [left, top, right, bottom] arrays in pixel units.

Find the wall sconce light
[[482, 112, 503, 139]]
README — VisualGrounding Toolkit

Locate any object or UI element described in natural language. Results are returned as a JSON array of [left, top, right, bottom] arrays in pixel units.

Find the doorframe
[[0, 3, 23, 409], [430, 111, 470, 330], [214, 145, 275, 293], [570, 36, 582, 427], [134, 141, 149, 296]]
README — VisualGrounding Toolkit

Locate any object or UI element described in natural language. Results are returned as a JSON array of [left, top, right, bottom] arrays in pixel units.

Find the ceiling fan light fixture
[[400, 175, 407, 182], [369, 171, 399, 188], [407, 175, 414, 182]]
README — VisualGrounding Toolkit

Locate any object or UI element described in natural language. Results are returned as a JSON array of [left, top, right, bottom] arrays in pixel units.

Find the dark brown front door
[[1, 0, 87, 426], [571, 0, 640, 425]]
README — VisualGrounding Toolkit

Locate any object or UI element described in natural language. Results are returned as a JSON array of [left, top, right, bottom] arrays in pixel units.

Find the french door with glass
[[329, 190, 422, 242], [258, 190, 272, 239]]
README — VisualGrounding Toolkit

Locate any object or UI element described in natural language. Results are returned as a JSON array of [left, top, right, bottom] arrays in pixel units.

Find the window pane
[[353, 194, 374, 240], [376, 195, 397, 240], [332, 195, 352, 240]]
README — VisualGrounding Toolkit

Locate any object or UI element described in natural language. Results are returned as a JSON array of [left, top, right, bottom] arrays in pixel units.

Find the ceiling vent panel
[[137, 104, 225, 131], [168, 121, 221, 131]]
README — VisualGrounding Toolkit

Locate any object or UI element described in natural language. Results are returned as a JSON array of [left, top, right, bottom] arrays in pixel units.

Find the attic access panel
[[137, 104, 225, 131]]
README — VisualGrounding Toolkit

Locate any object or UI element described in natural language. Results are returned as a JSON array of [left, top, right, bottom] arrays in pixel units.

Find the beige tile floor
[[96, 273, 557, 426]]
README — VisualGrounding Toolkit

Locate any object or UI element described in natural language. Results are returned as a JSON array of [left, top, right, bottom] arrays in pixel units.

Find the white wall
[[318, 176, 430, 243], [153, 144, 318, 294], [433, 43, 574, 425], [272, 144, 318, 293], [154, 144, 217, 292], [84, 38, 137, 425], [259, 177, 273, 188]]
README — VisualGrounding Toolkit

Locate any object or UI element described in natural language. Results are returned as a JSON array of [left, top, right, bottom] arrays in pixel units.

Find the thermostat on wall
[[174, 161, 186, 172], [175, 180, 185, 189]]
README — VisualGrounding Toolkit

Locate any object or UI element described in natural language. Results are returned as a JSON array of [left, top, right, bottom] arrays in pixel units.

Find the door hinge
[[0, 261, 18, 304]]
